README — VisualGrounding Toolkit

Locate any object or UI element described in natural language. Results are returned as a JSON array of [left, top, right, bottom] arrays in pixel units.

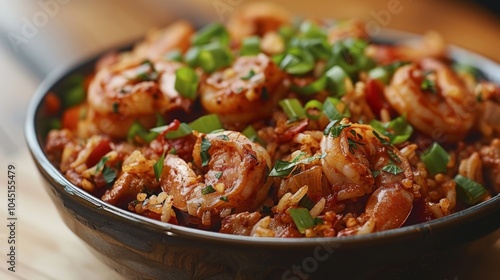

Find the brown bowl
[[26, 30, 500, 279]]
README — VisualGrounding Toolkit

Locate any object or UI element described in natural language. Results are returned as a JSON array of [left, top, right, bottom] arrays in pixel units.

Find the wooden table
[[0, 0, 498, 279]]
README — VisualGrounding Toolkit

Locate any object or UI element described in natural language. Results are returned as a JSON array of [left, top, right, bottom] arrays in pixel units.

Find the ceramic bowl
[[26, 30, 500, 279]]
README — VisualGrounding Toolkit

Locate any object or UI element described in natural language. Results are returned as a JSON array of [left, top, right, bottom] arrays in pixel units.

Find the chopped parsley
[[201, 185, 216, 195], [381, 163, 403, 175], [200, 137, 212, 167], [153, 152, 165, 181], [241, 69, 256, 80]]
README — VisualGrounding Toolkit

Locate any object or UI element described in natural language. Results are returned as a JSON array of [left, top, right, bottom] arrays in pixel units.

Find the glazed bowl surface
[[26, 30, 500, 280]]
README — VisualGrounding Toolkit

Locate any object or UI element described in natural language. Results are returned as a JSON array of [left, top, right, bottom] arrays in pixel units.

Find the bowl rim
[[25, 28, 500, 247]]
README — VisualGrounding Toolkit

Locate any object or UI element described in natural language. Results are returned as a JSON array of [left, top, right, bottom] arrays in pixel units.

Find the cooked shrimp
[[86, 59, 193, 138], [132, 20, 195, 60], [366, 31, 446, 64], [385, 58, 476, 143], [226, 2, 291, 42], [160, 131, 272, 226], [199, 53, 288, 126], [321, 121, 414, 231]]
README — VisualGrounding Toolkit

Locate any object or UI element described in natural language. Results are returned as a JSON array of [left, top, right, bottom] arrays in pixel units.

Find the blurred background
[[0, 0, 499, 279]]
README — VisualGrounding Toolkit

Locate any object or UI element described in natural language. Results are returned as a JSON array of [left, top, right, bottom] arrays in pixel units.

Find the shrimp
[[160, 131, 272, 226], [226, 2, 291, 42], [385, 58, 476, 143], [199, 53, 288, 126], [132, 20, 195, 60], [86, 59, 193, 138], [365, 31, 446, 64], [321, 121, 414, 231]]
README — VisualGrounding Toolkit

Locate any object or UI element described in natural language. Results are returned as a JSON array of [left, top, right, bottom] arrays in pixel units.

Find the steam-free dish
[[43, 3, 499, 238]]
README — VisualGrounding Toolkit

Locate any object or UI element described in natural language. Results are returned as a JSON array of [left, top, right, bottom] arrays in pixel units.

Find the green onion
[[289, 208, 315, 234], [165, 49, 183, 62], [191, 23, 229, 46], [421, 78, 437, 93], [381, 163, 403, 175], [453, 63, 481, 79], [241, 36, 261, 56], [304, 100, 323, 120], [220, 196, 229, 202], [290, 38, 330, 60], [454, 175, 488, 205], [127, 121, 158, 143], [175, 67, 199, 100], [190, 114, 222, 133], [164, 123, 193, 139], [328, 39, 375, 77], [201, 185, 216, 195], [325, 65, 351, 96], [322, 97, 349, 121], [134, 60, 159, 82], [275, 47, 315, 75], [200, 137, 212, 167], [62, 75, 86, 108], [298, 195, 315, 210], [370, 116, 413, 145], [185, 42, 233, 73], [279, 98, 306, 121], [242, 125, 261, 143], [421, 142, 450, 175], [215, 172, 223, 179], [368, 67, 391, 85], [153, 152, 165, 181], [102, 166, 117, 184], [291, 76, 327, 95], [299, 21, 327, 39]]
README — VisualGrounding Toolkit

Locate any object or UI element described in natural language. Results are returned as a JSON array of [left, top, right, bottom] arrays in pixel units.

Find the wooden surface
[[0, 0, 499, 279]]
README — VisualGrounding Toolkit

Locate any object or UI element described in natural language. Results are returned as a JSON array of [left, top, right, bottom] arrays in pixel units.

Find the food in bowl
[[42, 3, 499, 238]]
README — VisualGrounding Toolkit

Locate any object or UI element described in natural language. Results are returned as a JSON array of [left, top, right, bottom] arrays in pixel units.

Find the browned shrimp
[[226, 2, 291, 42], [86, 59, 194, 138], [385, 58, 476, 143], [160, 131, 272, 226], [199, 53, 288, 127], [321, 121, 414, 232]]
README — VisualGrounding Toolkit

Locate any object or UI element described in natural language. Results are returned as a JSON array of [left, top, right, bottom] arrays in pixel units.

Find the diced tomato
[[44, 92, 61, 116], [62, 105, 83, 130], [365, 78, 391, 117], [85, 139, 112, 167]]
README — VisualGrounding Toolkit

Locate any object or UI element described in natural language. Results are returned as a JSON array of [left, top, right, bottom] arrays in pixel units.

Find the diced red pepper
[[86, 139, 112, 167]]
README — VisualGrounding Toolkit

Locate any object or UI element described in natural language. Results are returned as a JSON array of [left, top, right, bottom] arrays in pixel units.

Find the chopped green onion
[[185, 42, 233, 73], [298, 195, 315, 210], [421, 142, 450, 175], [279, 98, 306, 121], [220, 196, 229, 202], [164, 123, 193, 139], [201, 185, 216, 195], [368, 67, 391, 85], [215, 172, 223, 179], [134, 60, 159, 82], [62, 75, 86, 108], [299, 21, 327, 39], [370, 116, 413, 145], [290, 38, 330, 60], [381, 163, 403, 175], [190, 114, 223, 133], [175, 67, 199, 100], [328, 39, 375, 77], [453, 63, 482, 80], [322, 97, 349, 121], [291, 76, 327, 95], [153, 152, 165, 181], [102, 166, 117, 184], [200, 137, 212, 167], [242, 125, 261, 143], [454, 175, 488, 205], [191, 23, 230, 46], [278, 25, 295, 44], [165, 49, 183, 62], [325, 65, 351, 96], [127, 121, 158, 143], [289, 207, 315, 234], [304, 100, 323, 120], [276, 47, 315, 75], [241, 36, 261, 56]]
